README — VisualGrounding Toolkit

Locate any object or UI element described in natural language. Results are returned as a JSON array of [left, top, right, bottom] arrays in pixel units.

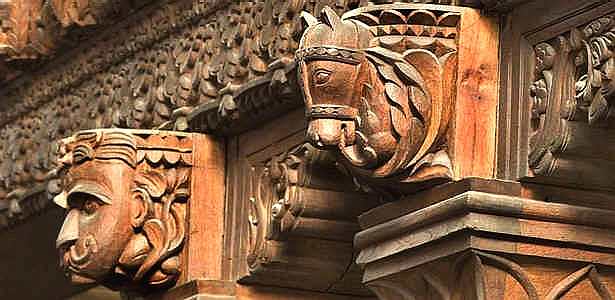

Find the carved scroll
[[244, 143, 377, 293], [52, 129, 193, 293], [529, 16, 615, 190], [296, 4, 459, 194]]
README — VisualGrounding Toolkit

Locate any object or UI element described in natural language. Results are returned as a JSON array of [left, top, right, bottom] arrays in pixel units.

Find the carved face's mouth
[[60, 234, 99, 283]]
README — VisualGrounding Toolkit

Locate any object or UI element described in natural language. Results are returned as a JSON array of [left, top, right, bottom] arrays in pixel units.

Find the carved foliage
[[0, 0, 153, 61], [529, 16, 615, 186], [0, 1, 371, 224], [247, 145, 308, 273], [296, 4, 457, 193], [53, 129, 192, 292]]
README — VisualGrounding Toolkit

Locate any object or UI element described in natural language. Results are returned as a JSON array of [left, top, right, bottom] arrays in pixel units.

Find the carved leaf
[[134, 219, 167, 281], [394, 61, 425, 88], [376, 64, 402, 85], [570, 28, 586, 51], [118, 234, 151, 268], [385, 80, 411, 141]]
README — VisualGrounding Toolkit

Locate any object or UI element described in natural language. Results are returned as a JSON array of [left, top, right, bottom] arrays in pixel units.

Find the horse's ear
[[321, 6, 342, 29], [301, 11, 319, 28]]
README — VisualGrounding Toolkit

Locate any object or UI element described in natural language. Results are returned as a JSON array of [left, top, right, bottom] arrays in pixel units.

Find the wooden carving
[[0, 1, 474, 226], [0, 0, 152, 63], [355, 180, 615, 300], [367, 251, 615, 300], [296, 5, 458, 193], [529, 15, 615, 190], [247, 145, 308, 272], [52, 129, 192, 293], [244, 142, 376, 293]]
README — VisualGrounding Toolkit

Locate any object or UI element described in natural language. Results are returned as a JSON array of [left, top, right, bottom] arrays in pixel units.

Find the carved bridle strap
[[306, 104, 358, 120], [295, 46, 363, 65]]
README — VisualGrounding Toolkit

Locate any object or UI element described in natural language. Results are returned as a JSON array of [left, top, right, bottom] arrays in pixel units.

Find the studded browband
[[306, 104, 359, 120], [295, 46, 363, 65]]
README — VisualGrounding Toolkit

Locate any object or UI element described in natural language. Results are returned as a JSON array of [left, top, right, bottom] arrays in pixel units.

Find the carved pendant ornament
[[51, 129, 192, 292], [296, 5, 457, 193]]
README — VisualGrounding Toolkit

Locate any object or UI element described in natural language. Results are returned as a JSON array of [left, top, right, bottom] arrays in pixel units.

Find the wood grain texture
[[183, 134, 226, 282], [451, 8, 500, 179]]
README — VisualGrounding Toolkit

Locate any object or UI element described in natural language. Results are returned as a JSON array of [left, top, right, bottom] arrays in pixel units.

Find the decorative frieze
[[0, 0, 156, 63], [0, 0, 366, 228]]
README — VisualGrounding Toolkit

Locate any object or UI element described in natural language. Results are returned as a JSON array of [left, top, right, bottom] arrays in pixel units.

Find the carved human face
[[56, 160, 137, 285], [300, 58, 362, 148]]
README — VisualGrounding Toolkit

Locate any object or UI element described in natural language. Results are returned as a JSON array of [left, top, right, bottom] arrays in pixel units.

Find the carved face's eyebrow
[[66, 181, 113, 206]]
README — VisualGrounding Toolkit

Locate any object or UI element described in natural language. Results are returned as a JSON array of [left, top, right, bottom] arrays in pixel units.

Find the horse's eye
[[313, 70, 331, 85]]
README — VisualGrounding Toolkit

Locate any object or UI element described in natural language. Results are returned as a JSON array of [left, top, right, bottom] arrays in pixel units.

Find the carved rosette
[[529, 16, 615, 189], [296, 4, 458, 194], [52, 129, 193, 293]]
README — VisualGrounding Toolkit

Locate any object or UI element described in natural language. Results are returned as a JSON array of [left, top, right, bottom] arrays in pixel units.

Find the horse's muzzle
[[307, 118, 356, 149]]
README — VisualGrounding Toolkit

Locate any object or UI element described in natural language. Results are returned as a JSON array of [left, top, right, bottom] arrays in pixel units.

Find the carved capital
[[355, 180, 615, 299], [52, 129, 194, 294], [529, 16, 615, 190], [367, 251, 615, 300], [296, 4, 464, 194]]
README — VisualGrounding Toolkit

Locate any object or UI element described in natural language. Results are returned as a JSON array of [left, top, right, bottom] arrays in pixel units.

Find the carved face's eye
[[313, 69, 331, 85], [83, 199, 100, 216], [69, 192, 103, 216]]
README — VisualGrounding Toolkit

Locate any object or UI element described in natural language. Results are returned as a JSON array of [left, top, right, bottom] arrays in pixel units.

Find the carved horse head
[[297, 7, 455, 180]]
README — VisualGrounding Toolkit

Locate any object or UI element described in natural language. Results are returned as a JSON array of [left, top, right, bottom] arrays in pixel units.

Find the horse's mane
[[360, 47, 429, 176], [364, 47, 429, 137]]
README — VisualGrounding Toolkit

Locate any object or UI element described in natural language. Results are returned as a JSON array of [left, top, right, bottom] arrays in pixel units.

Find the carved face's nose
[[56, 209, 79, 250]]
